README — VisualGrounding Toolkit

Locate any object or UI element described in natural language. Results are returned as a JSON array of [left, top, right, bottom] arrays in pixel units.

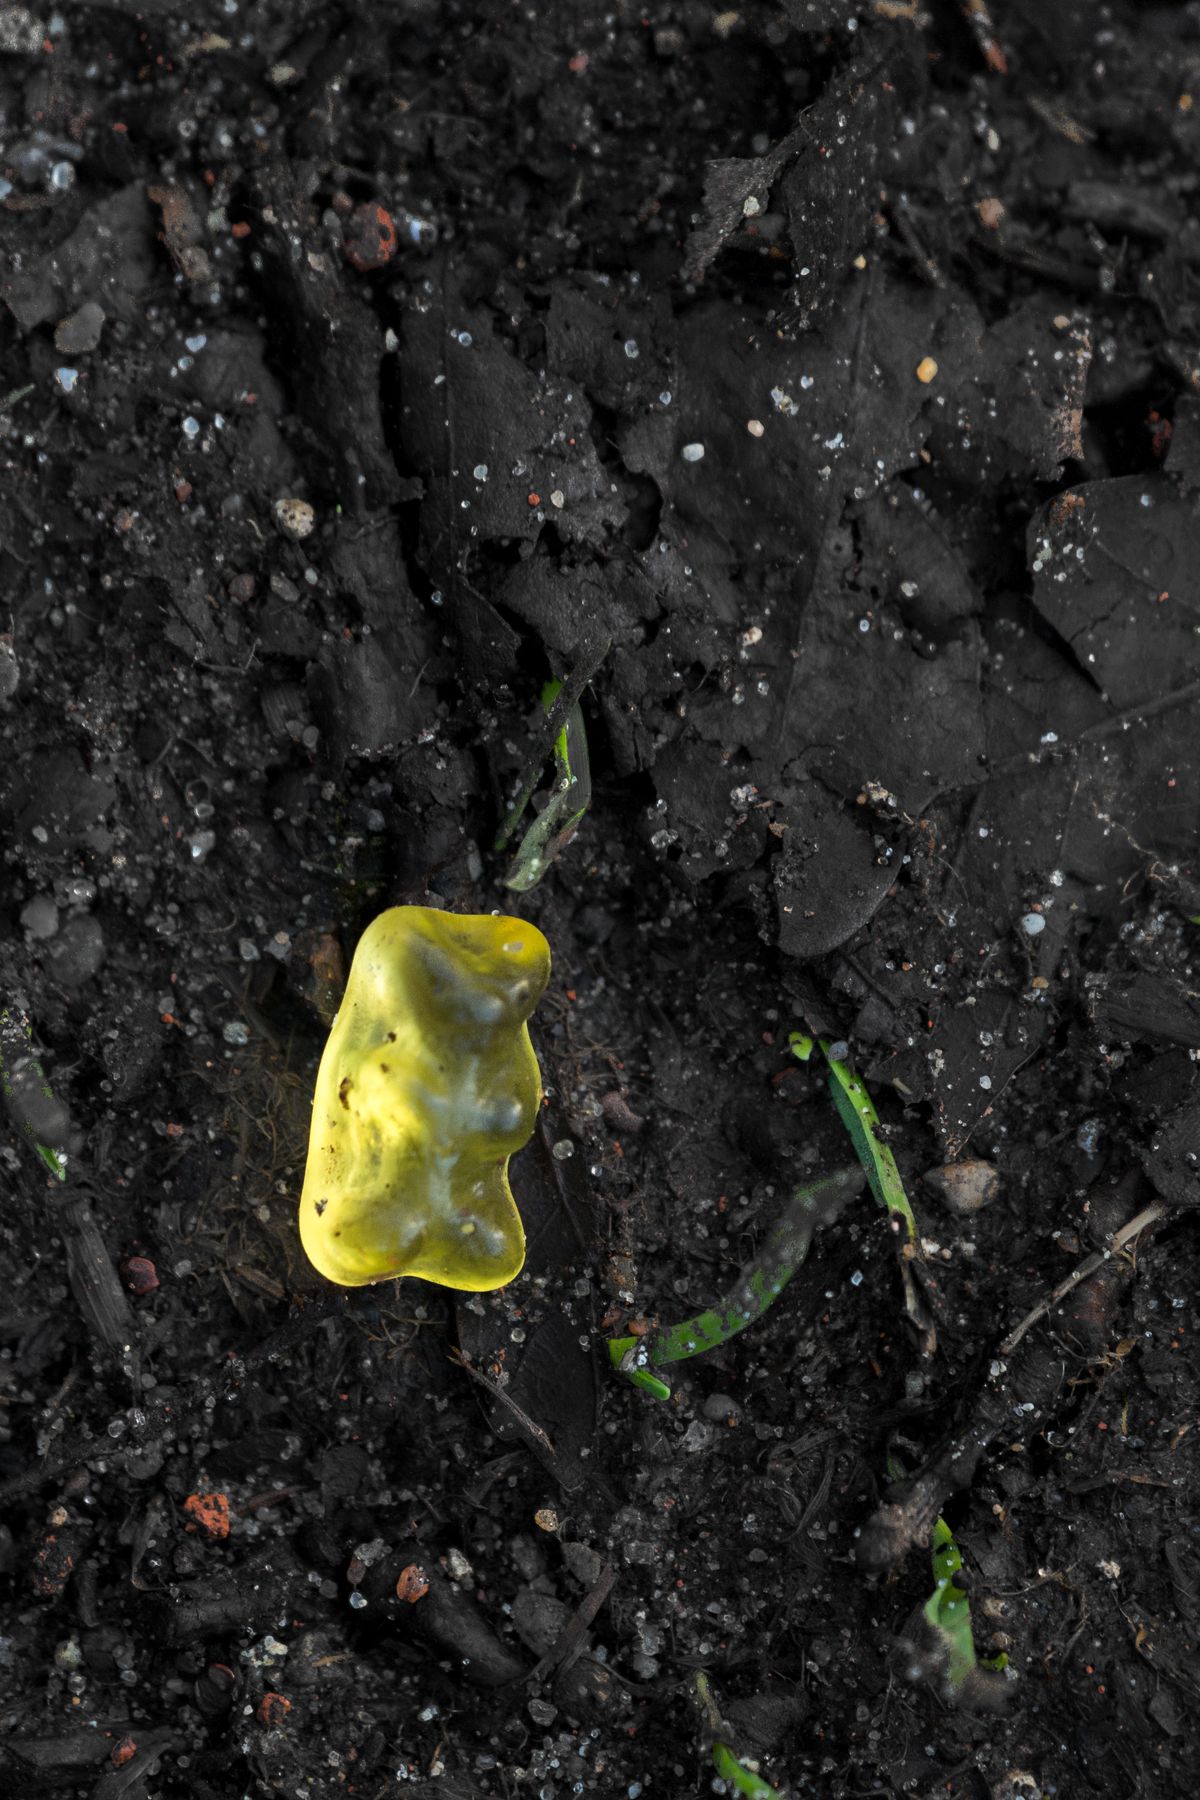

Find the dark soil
[[2, 2, 1199, 1797]]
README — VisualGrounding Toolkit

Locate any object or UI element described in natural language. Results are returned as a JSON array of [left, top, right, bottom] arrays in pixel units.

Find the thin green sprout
[[0, 1007, 68, 1182], [499, 679, 593, 892], [788, 1033, 917, 1243], [35, 1141, 69, 1181], [711, 1743, 784, 1798], [696, 1673, 785, 1799], [924, 1516, 1008, 1689], [608, 1167, 863, 1399]]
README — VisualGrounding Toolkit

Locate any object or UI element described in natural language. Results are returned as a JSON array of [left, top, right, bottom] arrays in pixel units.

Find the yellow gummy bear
[[299, 906, 551, 1290]]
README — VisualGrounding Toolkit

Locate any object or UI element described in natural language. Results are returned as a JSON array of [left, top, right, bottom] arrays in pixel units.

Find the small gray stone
[[45, 914, 105, 987], [20, 893, 58, 940], [622, 1539, 657, 1566], [560, 1540, 603, 1589], [53, 301, 105, 356], [702, 1392, 742, 1425]]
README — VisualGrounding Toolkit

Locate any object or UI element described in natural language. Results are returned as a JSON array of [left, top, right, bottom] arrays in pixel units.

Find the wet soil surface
[[2, 2, 1200, 1797]]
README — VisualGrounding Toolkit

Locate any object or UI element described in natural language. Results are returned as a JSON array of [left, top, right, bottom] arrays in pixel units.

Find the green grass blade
[[789, 1033, 917, 1243], [1, 1006, 70, 1182], [35, 1141, 69, 1181], [923, 1515, 1008, 1690], [712, 1741, 784, 1798], [608, 1167, 862, 1397], [501, 680, 593, 891]]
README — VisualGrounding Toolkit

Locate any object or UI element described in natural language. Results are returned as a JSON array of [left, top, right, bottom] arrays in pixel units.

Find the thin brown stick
[[527, 1563, 616, 1685], [450, 1347, 555, 1457], [998, 1201, 1166, 1356]]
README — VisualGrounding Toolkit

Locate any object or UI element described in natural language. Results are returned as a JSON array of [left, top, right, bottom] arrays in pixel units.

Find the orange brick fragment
[[257, 1692, 292, 1727], [183, 1492, 231, 1539], [396, 1562, 430, 1603]]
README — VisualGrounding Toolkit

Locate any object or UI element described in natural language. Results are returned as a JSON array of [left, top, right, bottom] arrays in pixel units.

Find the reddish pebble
[[257, 1692, 292, 1726], [343, 202, 398, 272], [121, 1255, 160, 1295], [31, 1532, 75, 1596], [111, 1738, 137, 1769], [396, 1562, 430, 1603]]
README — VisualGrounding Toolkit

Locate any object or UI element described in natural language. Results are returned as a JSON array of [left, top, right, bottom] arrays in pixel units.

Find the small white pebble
[[746, 418, 764, 437], [1021, 913, 1046, 936], [274, 497, 315, 539], [681, 442, 705, 463]]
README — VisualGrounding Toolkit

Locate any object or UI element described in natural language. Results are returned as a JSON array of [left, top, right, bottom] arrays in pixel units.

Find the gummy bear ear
[[401, 911, 550, 1028]]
